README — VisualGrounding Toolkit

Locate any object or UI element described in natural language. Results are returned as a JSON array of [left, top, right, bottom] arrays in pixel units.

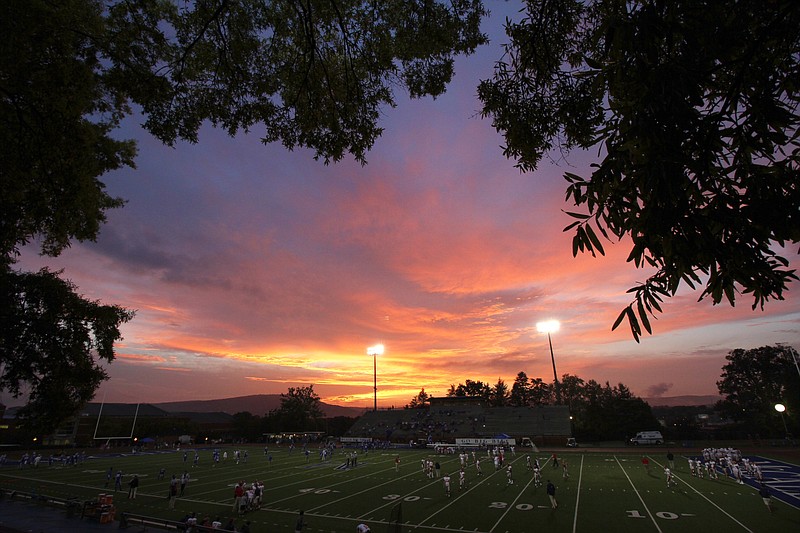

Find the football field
[[1, 446, 798, 532]]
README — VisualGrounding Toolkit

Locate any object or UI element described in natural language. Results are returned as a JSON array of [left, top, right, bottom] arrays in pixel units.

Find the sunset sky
[[8, 3, 800, 410]]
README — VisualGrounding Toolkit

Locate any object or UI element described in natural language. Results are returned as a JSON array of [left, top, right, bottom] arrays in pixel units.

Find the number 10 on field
[[628, 510, 692, 520]]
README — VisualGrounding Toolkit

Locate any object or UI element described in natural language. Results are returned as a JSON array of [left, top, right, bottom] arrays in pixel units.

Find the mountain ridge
[[642, 394, 721, 407], [153, 394, 365, 418]]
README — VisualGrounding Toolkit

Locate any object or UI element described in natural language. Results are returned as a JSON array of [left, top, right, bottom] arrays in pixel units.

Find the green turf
[[1, 446, 798, 532]]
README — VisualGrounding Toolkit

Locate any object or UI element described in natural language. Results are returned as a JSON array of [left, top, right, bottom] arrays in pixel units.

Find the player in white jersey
[[665, 467, 677, 488], [475, 457, 483, 476], [443, 474, 451, 497], [732, 463, 744, 484], [506, 464, 514, 485], [459, 468, 466, 490], [526, 455, 533, 471], [533, 465, 542, 487]]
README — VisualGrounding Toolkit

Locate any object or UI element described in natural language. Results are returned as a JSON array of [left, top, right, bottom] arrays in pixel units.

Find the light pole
[[536, 320, 561, 405], [367, 344, 384, 412], [775, 403, 789, 439]]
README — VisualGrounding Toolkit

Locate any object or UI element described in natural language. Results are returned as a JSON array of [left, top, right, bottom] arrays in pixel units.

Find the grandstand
[[344, 397, 571, 447]]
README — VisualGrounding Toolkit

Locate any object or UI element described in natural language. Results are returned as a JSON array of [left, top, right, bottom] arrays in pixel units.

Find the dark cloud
[[646, 382, 674, 398]]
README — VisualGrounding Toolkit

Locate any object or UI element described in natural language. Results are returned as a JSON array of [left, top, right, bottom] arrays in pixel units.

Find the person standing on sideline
[[127, 475, 139, 499], [168, 479, 178, 509], [759, 484, 773, 514], [180, 471, 189, 496], [667, 451, 675, 470], [232, 482, 244, 513], [294, 510, 305, 532], [546, 480, 558, 509]]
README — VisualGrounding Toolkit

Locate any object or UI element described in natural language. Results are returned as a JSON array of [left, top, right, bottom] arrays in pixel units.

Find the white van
[[629, 431, 664, 445]]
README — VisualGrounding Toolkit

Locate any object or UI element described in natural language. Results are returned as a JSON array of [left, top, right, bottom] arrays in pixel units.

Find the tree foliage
[[103, 0, 488, 164], [0, 268, 133, 433], [489, 377, 510, 407], [267, 385, 325, 431], [406, 388, 430, 409], [1, 0, 136, 262], [479, 0, 800, 339], [716, 345, 799, 436], [446, 379, 492, 400]]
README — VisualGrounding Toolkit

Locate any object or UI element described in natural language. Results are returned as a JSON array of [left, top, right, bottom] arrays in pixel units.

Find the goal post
[[92, 402, 140, 443]]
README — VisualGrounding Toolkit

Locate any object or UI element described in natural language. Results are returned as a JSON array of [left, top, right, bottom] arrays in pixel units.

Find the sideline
[[613, 455, 662, 533]]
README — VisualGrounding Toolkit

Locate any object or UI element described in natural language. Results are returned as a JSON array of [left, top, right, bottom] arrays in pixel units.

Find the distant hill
[[154, 394, 364, 418], [643, 395, 721, 407]]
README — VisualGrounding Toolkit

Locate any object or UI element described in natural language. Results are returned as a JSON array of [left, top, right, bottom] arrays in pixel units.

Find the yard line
[[649, 457, 754, 532], [572, 455, 583, 533], [487, 456, 536, 532], [269, 456, 425, 507], [303, 460, 437, 511], [613, 455, 662, 533]]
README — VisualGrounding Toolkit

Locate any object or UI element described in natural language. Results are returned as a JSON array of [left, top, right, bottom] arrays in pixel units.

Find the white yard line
[[572, 454, 583, 533], [650, 457, 754, 532], [487, 457, 536, 532], [613, 455, 663, 533]]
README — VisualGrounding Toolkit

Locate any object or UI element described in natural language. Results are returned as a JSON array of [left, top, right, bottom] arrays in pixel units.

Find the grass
[[1, 445, 798, 532]]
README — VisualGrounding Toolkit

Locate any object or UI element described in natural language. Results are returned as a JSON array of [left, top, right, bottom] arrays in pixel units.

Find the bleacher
[[344, 401, 570, 445]]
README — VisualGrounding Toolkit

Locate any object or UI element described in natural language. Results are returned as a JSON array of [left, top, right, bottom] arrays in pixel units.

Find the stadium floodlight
[[536, 320, 562, 405], [367, 344, 385, 412]]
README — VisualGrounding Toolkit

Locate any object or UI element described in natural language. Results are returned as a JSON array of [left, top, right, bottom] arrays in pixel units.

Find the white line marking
[[613, 455, 662, 533], [572, 455, 584, 533]]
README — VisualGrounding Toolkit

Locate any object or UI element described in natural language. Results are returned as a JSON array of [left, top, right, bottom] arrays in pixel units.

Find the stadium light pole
[[367, 344, 384, 412], [536, 320, 562, 405], [775, 403, 789, 439]]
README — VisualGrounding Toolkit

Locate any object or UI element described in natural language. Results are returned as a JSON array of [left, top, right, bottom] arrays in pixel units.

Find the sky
[[7, 3, 800, 410]]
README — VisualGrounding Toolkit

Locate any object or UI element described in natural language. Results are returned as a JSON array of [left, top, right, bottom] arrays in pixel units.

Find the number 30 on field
[[627, 510, 681, 520]]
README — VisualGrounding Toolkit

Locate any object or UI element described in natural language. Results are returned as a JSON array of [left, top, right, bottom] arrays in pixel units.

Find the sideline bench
[[118, 512, 236, 532]]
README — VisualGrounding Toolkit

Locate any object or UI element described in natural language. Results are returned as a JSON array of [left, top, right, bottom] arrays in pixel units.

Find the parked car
[[566, 438, 578, 447]]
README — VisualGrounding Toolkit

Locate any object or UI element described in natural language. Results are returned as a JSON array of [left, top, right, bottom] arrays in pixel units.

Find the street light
[[775, 403, 789, 439], [536, 320, 561, 405], [367, 344, 384, 412]]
